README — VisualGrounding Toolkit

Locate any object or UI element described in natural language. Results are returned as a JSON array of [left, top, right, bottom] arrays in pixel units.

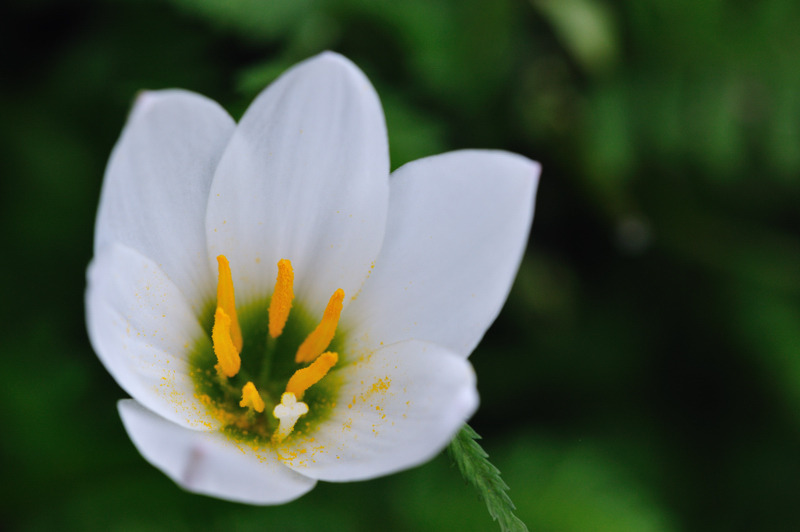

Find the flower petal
[[118, 400, 316, 505], [345, 150, 540, 357], [206, 52, 389, 315], [86, 243, 218, 430], [95, 89, 235, 311], [276, 340, 478, 481]]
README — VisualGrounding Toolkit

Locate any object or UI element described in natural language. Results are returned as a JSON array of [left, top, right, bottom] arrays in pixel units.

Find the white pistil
[[272, 392, 308, 442]]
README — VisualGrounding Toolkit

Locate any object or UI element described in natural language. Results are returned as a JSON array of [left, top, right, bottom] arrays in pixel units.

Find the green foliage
[[447, 425, 527, 532], [166, 0, 317, 41]]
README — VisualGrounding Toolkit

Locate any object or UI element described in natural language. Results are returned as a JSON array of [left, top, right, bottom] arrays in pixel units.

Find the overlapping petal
[[206, 52, 390, 315], [95, 90, 234, 312], [119, 400, 316, 505], [277, 340, 478, 481], [87, 243, 218, 430], [345, 150, 540, 357]]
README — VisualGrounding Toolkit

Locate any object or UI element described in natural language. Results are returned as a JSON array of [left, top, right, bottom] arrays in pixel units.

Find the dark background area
[[2, 0, 799, 530]]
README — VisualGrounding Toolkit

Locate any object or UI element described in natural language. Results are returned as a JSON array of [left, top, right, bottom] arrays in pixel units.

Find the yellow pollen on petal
[[295, 289, 344, 363], [239, 381, 265, 413], [273, 392, 308, 443], [268, 259, 294, 338], [212, 307, 241, 378], [286, 352, 338, 399], [216, 255, 242, 352]]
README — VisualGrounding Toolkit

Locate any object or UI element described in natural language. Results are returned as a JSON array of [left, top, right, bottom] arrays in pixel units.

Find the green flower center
[[189, 257, 346, 447]]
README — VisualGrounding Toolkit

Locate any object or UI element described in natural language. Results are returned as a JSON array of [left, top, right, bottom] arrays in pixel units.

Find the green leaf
[[447, 425, 528, 532]]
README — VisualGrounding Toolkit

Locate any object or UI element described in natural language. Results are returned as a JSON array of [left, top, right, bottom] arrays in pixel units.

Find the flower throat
[[190, 256, 344, 446]]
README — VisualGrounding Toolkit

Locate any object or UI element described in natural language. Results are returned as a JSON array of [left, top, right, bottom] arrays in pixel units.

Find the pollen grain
[[286, 352, 339, 398], [212, 307, 241, 378], [239, 381, 266, 413], [268, 259, 294, 338], [216, 255, 242, 352], [295, 288, 344, 363]]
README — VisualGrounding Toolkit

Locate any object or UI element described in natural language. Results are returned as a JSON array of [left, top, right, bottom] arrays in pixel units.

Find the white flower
[[86, 52, 540, 505]]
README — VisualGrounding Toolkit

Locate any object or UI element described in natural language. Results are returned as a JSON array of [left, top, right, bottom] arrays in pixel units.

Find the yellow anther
[[268, 259, 294, 338], [295, 289, 344, 363], [286, 352, 338, 399], [272, 392, 308, 443], [211, 307, 241, 378], [239, 381, 265, 413], [216, 255, 242, 352]]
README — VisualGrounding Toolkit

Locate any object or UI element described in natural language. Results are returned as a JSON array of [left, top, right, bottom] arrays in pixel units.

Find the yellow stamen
[[216, 255, 242, 352], [272, 392, 308, 442], [239, 381, 265, 413], [295, 289, 344, 363], [268, 259, 294, 338], [211, 307, 241, 377], [286, 352, 338, 398]]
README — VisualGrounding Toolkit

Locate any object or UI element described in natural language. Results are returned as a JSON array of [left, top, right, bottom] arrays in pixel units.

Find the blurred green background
[[2, 0, 799, 530]]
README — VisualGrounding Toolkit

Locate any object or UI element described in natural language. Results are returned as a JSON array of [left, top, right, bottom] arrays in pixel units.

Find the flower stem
[[257, 334, 277, 388]]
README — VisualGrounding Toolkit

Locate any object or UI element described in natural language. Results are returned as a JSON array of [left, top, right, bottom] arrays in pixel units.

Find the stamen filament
[[211, 307, 241, 378], [286, 351, 338, 398], [295, 289, 344, 363], [268, 259, 294, 339], [272, 392, 308, 442], [216, 255, 242, 352], [239, 381, 265, 413]]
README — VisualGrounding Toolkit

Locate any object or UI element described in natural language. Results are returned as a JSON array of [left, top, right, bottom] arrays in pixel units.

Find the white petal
[[86, 243, 218, 430], [95, 89, 235, 311], [276, 340, 478, 481], [206, 52, 389, 315], [345, 150, 540, 357], [118, 400, 316, 505]]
